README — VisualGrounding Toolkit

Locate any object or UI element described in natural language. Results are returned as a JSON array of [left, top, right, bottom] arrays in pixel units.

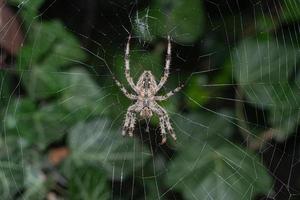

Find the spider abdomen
[[140, 107, 153, 118]]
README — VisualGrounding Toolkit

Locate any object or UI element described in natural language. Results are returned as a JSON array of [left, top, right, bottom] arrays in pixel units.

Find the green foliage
[[167, 143, 271, 200], [69, 166, 109, 200], [134, 0, 205, 43], [167, 111, 272, 200], [67, 118, 150, 179], [5, 98, 65, 149], [60, 68, 108, 119], [17, 21, 86, 99], [0, 136, 24, 199], [233, 37, 300, 140]]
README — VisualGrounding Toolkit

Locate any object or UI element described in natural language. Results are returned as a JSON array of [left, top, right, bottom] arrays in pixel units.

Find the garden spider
[[114, 35, 183, 144]]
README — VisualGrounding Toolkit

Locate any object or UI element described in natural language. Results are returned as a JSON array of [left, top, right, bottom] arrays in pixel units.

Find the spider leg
[[159, 116, 167, 144], [163, 114, 177, 142], [156, 35, 171, 92], [124, 35, 137, 92], [128, 112, 137, 137], [122, 104, 137, 136], [155, 84, 184, 101], [113, 77, 137, 100], [152, 103, 177, 144]]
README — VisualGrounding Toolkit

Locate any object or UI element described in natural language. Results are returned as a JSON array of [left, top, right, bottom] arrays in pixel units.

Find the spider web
[[1, 0, 300, 199]]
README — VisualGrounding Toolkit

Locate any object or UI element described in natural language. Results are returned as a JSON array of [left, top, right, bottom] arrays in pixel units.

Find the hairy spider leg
[[156, 35, 171, 92], [152, 103, 177, 144], [113, 77, 137, 100], [159, 116, 167, 144], [124, 35, 137, 92], [122, 104, 138, 136], [155, 84, 184, 101], [128, 112, 137, 136]]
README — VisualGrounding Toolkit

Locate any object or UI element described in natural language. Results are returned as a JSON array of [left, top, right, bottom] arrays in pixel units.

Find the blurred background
[[1, 0, 300, 199]]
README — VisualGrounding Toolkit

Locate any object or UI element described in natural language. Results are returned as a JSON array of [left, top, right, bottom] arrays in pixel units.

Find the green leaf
[[68, 166, 109, 200], [166, 110, 272, 199], [172, 110, 234, 148], [134, 0, 205, 43], [33, 103, 73, 141], [4, 68, 107, 149], [166, 142, 272, 200], [0, 136, 51, 200], [37, 22, 86, 67], [0, 136, 24, 199], [4, 98, 69, 149], [20, 66, 70, 99], [17, 21, 85, 68], [233, 37, 300, 140], [60, 68, 108, 119], [233, 38, 296, 91], [16, 21, 86, 99], [67, 118, 151, 179], [4, 98, 36, 138]]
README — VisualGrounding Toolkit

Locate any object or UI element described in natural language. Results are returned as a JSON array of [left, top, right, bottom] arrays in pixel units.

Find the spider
[[113, 35, 183, 144]]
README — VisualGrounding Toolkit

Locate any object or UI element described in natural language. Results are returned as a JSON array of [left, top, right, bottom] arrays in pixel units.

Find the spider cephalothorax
[[113, 35, 183, 144]]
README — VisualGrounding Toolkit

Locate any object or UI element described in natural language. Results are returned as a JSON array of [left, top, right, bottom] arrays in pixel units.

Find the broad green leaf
[[172, 110, 234, 148], [233, 38, 300, 140], [33, 103, 73, 141], [60, 68, 108, 118], [4, 98, 36, 139], [4, 68, 106, 150], [134, 0, 204, 43], [233, 38, 297, 92], [166, 142, 272, 200], [37, 22, 86, 67], [0, 136, 24, 199], [166, 110, 271, 199], [20, 66, 70, 99], [18, 21, 85, 68], [68, 166, 109, 200], [4, 98, 69, 149], [67, 118, 151, 179], [16, 21, 86, 99]]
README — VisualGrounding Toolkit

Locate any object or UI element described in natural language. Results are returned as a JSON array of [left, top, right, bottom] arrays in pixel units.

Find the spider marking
[[114, 35, 183, 144]]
